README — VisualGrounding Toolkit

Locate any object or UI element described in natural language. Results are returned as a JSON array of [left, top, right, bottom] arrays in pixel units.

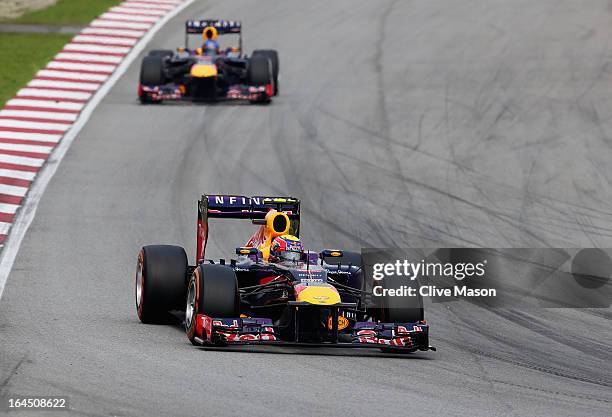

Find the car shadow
[[135, 99, 267, 107]]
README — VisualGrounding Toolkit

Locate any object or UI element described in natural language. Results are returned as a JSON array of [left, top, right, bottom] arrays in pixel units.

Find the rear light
[[265, 83, 273, 97], [420, 320, 427, 325], [137, 84, 142, 97]]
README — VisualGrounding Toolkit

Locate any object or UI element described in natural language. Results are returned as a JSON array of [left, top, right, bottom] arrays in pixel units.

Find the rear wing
[[197, 194, 300, 262], [185, 20, 242, 52], [185, 20, 242, 34]]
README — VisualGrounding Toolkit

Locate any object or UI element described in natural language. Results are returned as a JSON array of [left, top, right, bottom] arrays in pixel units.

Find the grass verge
[[0, 32, 73, 107], [10, 0, 122, 26]]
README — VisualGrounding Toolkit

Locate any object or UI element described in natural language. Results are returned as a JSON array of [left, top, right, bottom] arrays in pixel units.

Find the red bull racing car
[[138, 20, 278, 104], [135, 195, 434, 353]]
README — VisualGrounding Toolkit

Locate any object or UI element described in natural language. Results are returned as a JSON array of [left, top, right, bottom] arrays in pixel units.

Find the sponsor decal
[[328, 315, 350, 330]]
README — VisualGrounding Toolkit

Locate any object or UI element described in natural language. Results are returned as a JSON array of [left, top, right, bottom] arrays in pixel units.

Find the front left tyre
[[252, 49, 279, 95], [247, 54, 273, 104], [136, 245, 188, 324]]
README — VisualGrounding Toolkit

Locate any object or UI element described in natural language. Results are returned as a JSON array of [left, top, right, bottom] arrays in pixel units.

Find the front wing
[[139, 83, 270, 102], [190, 314, 435, 352]]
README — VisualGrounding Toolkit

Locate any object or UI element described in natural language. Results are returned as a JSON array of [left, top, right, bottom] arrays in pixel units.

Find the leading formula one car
[[135, 195, 434, 353], [138, 20, 278, 104]]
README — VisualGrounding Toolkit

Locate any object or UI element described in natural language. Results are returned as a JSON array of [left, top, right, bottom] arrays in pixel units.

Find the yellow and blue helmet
[[270, 234, 304, 261]]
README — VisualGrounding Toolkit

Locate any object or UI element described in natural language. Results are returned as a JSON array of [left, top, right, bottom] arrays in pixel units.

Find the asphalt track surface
[[1, 1, 612, 416]]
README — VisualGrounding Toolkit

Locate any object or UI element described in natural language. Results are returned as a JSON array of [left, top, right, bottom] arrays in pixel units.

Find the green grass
[[11, 0, 122, 26], [0, 32, 73, 107]]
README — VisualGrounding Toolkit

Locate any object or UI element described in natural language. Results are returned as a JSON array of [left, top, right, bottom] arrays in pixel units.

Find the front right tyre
[[186, 264, 240, 345], [139, 55, 166, 104]]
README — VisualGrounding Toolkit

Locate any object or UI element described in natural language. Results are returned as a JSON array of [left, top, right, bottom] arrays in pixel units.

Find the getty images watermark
[[361, 248, 612, 308], [371, 258, 495, 297]]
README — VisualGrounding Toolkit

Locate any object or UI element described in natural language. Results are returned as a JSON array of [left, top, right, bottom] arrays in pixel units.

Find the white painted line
[[64, 43, 131, 54], [80, 27, 146, 37], [133, 0, 183, 6], [0, 0, 196, 299], [90, 19, 152, 30], [6, 99, 84, 112], [0, 130, 62, 143], [0, 185, 29, 198], [0, 223, 12, 235], [0, 154, 45, 168], [17, 88, 91, 101], [29, 79, 100, 92], [0, 204, 20, 214], [139, 0, 182, 4], [36, 70, 108, 82], [0, 110, 78, 122], [72, 35, 137, 46], [0, 119, 70, 132], [56, 52, 123, 64], [122, 2, 174, 10], [0, 170, 36, 181], [110, 6, 166, 16], [47, 61, 116, 73], [0, 143, 52, 155], [100, 12, 160, 23]]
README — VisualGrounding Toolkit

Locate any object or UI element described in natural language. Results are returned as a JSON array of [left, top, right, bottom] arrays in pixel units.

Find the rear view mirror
[[236, 247, 258, 256], [320, 249, 343, 259]]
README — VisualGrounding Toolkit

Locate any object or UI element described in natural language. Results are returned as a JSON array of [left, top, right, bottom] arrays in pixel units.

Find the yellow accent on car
[[202, 26, 218, 40], [296, 286, 341, 305], [329, 251, 342, 257], [191, 64, 217, 77]]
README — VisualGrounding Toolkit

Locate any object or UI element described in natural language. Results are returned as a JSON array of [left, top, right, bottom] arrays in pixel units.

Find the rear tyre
[[148, 49, 173, 58], [186, 264, 240, 345], [136, 245, 188, 324], [252, 49, 279, 95]]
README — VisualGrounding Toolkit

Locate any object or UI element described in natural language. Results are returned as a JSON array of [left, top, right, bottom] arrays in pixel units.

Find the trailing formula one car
[[138, 20, 279, 104], [135, 195, 434, 353]]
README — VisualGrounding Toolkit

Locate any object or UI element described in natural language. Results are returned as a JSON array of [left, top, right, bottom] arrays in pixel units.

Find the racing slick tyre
[[378, 276, 424, 354], [136, 245, 188, 324], [247, 54, 273, 104], [186, 264, 240, 345], [252, 49, 279, 95], [139, 55, 165, 104], [381, 275, 424, 323], [148, 49, 173, 58], [357, 250, 424, 340]]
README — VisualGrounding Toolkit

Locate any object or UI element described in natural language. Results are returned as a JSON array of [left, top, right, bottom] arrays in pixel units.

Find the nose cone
[[191, 64, 218, 77], [295, 284, 341, 305]]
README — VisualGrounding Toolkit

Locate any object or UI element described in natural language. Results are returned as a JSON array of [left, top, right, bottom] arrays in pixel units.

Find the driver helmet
[[201, 26, 219, 55], [270, 235, 304, 262]]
